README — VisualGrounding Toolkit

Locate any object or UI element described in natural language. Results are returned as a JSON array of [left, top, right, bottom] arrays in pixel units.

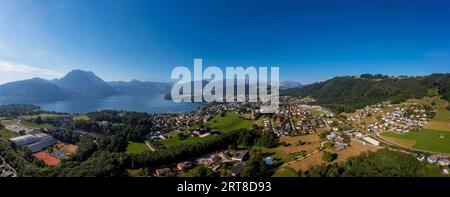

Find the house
[[326, 132, 337, 140], [416, 154, 426, 161], [230, 163, 245, 176], [232, 150, 248, 161], [199, 132, 211, 138], [437, 158, 450, 166], [362, 137, 380, 146], [264, 157, 273, 166], [335, 143, 346, 151], [9, 135, 37, 146], [155, 168, 171, 176], [177, 161, 192, 171], [1, 171, 14, 177], [427, 155, 439, 164]]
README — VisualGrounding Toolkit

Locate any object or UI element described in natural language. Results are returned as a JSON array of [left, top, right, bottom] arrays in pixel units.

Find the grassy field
[[159, 136, 213, 149], [381, 129, 450, 153], [0, 128, 18, 139], [287, 141, 378, 171], [73, 114, 91, 121], [20, 113, 65, 119], [1, 119, 18, 126], [20, 121, 53, 129], [425, 108, 450, 131], [275, 135, 321, 154], [273, 166, 298, 177], [126, 141, 150, 154], [206, 112, 255, 132]]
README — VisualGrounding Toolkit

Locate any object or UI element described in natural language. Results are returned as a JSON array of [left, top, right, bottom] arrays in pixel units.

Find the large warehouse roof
[[27, 135, 58, 153], [9, 135, 37, 146]]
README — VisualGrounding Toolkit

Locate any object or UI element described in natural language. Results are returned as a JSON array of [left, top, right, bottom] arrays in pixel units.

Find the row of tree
[[300, 149, 436, 177]]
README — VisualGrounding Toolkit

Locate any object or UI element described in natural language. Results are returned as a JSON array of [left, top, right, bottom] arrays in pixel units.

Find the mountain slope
[[282, 74, 450, 113], [53, 70, 117, 97], [0, 78, 71, 103], [109, 80, 172, 95], [280, 81, 303, 89]]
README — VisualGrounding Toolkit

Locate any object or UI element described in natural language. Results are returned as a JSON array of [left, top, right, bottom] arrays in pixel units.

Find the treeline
[[86, 110, 153, 125], [300, 149, 436, 177], [125, 129, 278, 170], [282, 73, 450, 113], [41, 136, 128, 177], [0, 104, 42, 117], [0, 139, 43, 176]]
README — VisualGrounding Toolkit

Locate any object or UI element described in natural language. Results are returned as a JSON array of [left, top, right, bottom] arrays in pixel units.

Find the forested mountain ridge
[[282, 73, 450, 113]]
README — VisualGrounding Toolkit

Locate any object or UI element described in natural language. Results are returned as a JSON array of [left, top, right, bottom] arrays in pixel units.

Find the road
[[145, 141, 156, 152]]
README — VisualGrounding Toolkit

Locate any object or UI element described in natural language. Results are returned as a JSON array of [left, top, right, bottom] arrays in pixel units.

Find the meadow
[[126, 141, 150, 154], [381, 129, 450, 154], [20, 121, 53, 129], [205, 112, 256, 132], [0, 128, 18, 139]]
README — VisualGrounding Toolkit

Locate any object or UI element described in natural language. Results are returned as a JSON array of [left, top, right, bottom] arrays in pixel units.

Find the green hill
[[282, 73, 450, 113]]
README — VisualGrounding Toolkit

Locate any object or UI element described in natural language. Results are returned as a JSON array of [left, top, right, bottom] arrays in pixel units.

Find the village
[[1, 96, 449, 177]]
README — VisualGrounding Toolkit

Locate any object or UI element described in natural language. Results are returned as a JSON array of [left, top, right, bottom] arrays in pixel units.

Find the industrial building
[[9, 135, 37, 146], [9, 133, 57, 153]]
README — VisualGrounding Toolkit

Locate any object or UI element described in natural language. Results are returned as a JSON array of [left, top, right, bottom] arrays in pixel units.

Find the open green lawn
[[206, 112, 255, 132], [73, 114, 91, 121], [159, 136, 213, 149], [126, 141, 150, 154], [20, 121, 53, 129], [381, 129, 450, 153], [0, 128, 18, 139], [273, 166, 298, 177], [1, 119, 18, 126], [257, 146, 297, 164], [425, 108, 450, 131], [20, 113, 65, 119]]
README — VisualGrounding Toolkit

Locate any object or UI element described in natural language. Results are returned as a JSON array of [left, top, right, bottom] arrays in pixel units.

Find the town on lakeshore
[[2, 84, 450, 177], [2, 0, 450, 181]]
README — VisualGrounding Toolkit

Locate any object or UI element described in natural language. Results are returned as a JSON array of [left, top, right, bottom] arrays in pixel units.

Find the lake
[[32, 94, 200, 114]]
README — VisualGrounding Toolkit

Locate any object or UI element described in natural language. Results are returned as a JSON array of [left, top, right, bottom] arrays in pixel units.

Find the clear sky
[[0, 0, 449, 85]]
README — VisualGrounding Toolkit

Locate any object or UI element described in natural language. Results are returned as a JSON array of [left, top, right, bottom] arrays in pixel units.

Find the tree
[[241, 149, 266, 177], [177, 132, 188, 140], [322, 151, 338, 162], [237, 130, 255, 146], [220, 164, 232, 177], [302, 149, 432, 177], [191, 166, 217, 177], [71, 136, 97, 161], [257, 131, 278, 148]]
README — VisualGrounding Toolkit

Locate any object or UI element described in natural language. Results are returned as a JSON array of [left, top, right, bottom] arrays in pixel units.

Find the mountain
[[280, 81, 303, 89], [53, 70, 117, 97], [108, 80, 172, 95], [282, 73, 450, 113], [0, 78, 71, 103]]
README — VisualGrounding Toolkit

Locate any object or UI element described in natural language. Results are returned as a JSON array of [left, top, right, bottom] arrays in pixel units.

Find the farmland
[[287, 141, 379, 171], [126, 141, 150, 154], [19, 121, 52, 129], [380, 129, 450, 154], [425, 108, 450, 131], [73, 114, 91, 121], [158, 135, 214, 149], [273, 166, 298, 177], [20, 113, 66, 119], [0, 128, 18, 139], [206, 112, 256, 132]]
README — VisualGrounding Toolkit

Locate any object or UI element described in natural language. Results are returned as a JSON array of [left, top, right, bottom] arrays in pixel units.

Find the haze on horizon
[[0, 0, 450, 85]]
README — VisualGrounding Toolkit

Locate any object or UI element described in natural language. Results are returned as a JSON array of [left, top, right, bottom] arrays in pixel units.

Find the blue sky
[[0, 0, 449, 84]]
